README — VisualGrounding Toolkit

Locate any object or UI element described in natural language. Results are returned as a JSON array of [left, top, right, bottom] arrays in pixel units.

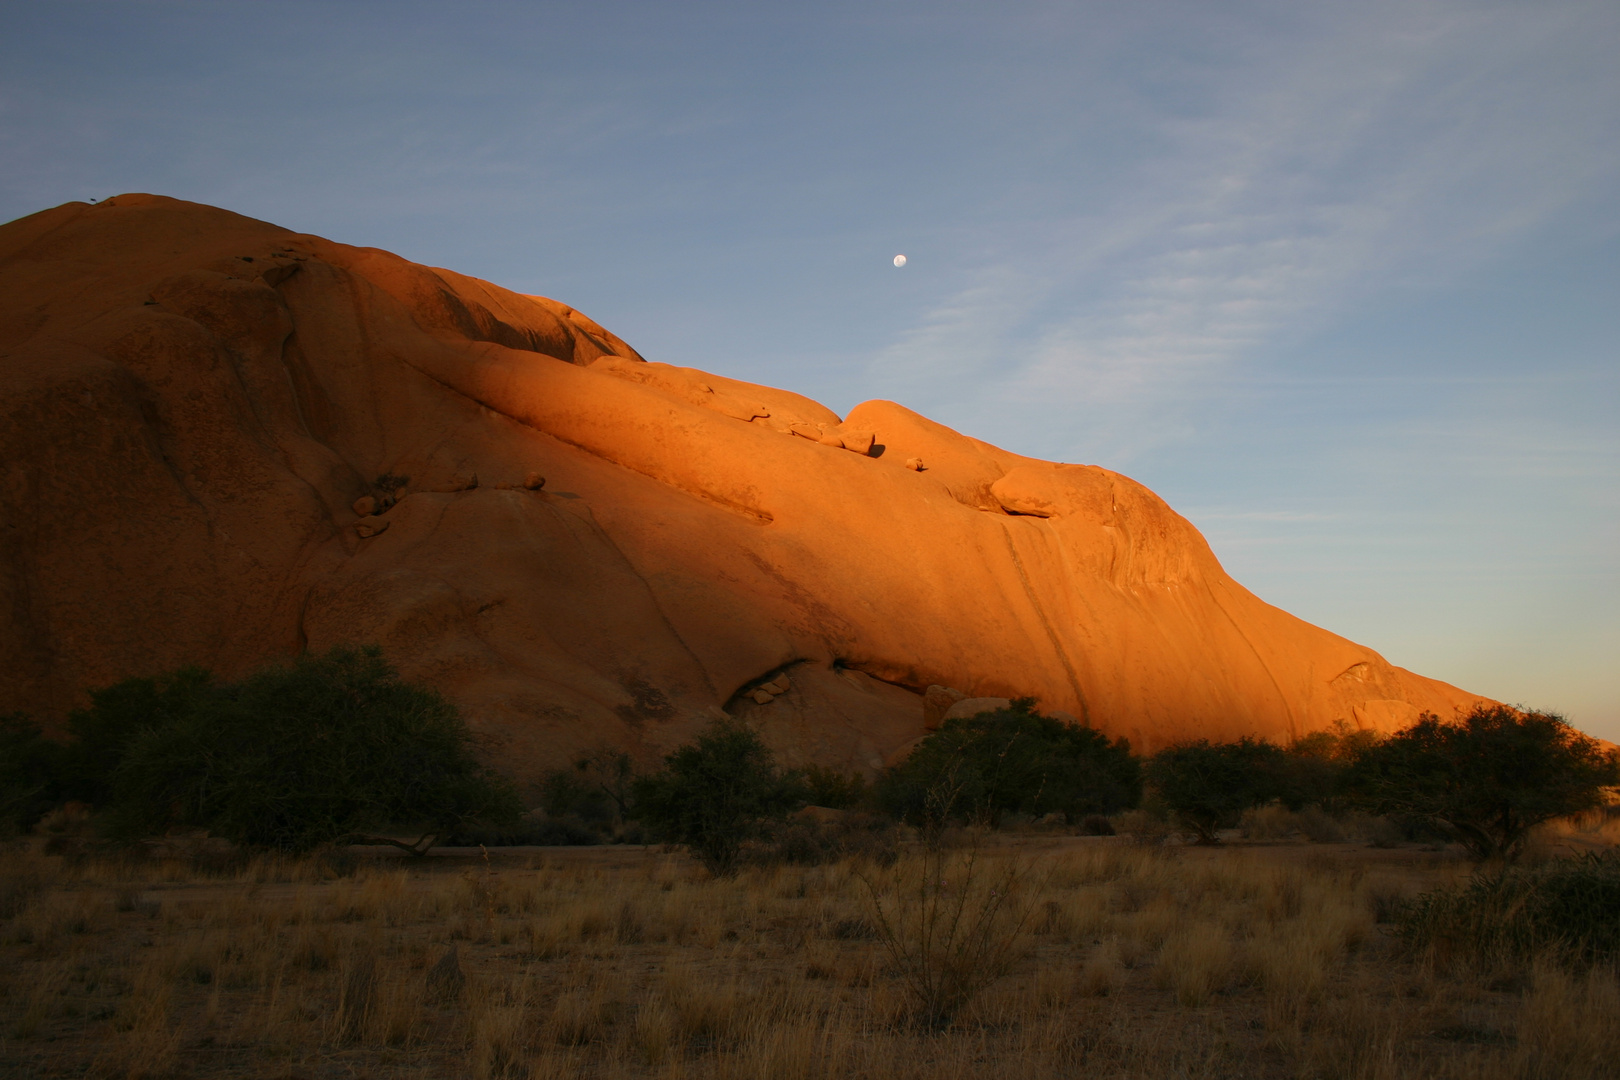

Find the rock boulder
[[0, 194, 1488, 791]]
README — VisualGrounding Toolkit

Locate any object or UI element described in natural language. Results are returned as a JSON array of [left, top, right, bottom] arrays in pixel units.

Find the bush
[[1348, 704, 1618, 861], [858, 841, 1035, 1027], [631, 718, 801, 875], [749, 813, 898, 867], [879, 700, 1140, 830], [59, 667, 216, 806], [538, 768, 609, 824], [65, 646, 522, 852], [0, 714, 65, 832], [796, 764, 869, 810], [1295, 805, 1348, 843], [1146, 737, 1286, 844], [1279, 721, 1380, 811], [539, 748, 640, 827], [1239, 804, 1301, 840], [1114, 807, 1172, 845], [1078, 814, 1116, 836], [1398, 852, 1620, 967]]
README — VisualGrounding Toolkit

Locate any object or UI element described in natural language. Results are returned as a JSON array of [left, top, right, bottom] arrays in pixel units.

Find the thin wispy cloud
[[869, 0, 1620, 464], [1185, 511, 1345, 524]]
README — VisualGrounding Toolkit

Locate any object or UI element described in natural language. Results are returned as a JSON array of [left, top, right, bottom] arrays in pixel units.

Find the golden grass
[[0, 835, 1614, 1079]]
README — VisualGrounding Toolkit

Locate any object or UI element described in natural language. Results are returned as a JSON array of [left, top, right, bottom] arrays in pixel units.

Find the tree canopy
[[880, 700, 1141, 829], [1348, 703, 1618, 861], [42, 645, 521, 852], [1145, 737, 1286, 844], [1, 713, 65, 832]]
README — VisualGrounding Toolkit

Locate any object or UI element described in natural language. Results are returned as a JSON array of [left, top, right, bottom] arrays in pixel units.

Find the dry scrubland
[[3, 821, 1619, 1080]]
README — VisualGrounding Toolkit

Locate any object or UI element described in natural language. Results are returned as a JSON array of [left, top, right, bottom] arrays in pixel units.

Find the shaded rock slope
[[0, 195, 1481, 788]]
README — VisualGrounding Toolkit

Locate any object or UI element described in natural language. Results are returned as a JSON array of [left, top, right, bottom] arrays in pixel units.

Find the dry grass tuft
[[1156, 920, 1232, 1006], [470, 986, 533, 1079], [1075, 936, 1127, 997], [1, 834, 1615, 1078], [1300, 978, 1411, 1080], [95, 957, 182, 1079], [1510, 962, 1620, 1079]]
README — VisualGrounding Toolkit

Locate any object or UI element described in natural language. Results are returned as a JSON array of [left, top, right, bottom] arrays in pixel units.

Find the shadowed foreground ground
[[3, 825, 1617, 1080]]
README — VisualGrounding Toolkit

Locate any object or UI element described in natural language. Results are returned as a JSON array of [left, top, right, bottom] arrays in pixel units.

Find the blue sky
[[4, 1, 1616, 736]]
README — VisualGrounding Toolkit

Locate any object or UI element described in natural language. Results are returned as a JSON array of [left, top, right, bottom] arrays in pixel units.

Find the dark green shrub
[[574, 748, 638, 821], [2, 673, 215, 832], [1275, 722, 1380, 812], [539, 749, 640, 826], [59, 667, 215, 805], [1398, 852, 1620, 966], [1348, 704, 1618, 861], [795, 764, 869, 810], [1145, 737, 1286, 844], [879, 700, 1140, 829], [632, 718, 800, 875], [1078, 814, 1116, 836], [538, 768, 602, 822], [0, 714, 65, 831], [85, 646, 521, 852]]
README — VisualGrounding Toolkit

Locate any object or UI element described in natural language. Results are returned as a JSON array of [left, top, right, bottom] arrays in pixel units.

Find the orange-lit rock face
[[0, 195, 1481, 786]]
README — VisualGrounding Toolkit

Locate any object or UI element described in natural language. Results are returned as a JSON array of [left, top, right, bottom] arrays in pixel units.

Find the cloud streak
[[869, 0, 1620, 464]]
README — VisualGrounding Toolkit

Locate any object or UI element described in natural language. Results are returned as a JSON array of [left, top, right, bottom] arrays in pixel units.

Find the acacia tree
[[1279, 721, 1382, 812], [1145, 738, 1286, 844], [1348, 703, 1617, 861]]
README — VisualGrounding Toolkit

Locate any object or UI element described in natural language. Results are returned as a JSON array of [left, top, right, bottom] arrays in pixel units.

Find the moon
[[893, 254, 907, 268]]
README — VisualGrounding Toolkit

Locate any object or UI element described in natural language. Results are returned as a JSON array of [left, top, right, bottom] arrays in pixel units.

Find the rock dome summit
[[0, 195, 1481, 786]]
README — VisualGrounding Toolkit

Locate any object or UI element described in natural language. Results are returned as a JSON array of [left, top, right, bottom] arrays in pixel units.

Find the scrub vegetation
[[4, 825, 1620, 1079], [5, 660, 1618, 1077], [2, 647, 521, 854], [877, 700, 1141, 831]]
